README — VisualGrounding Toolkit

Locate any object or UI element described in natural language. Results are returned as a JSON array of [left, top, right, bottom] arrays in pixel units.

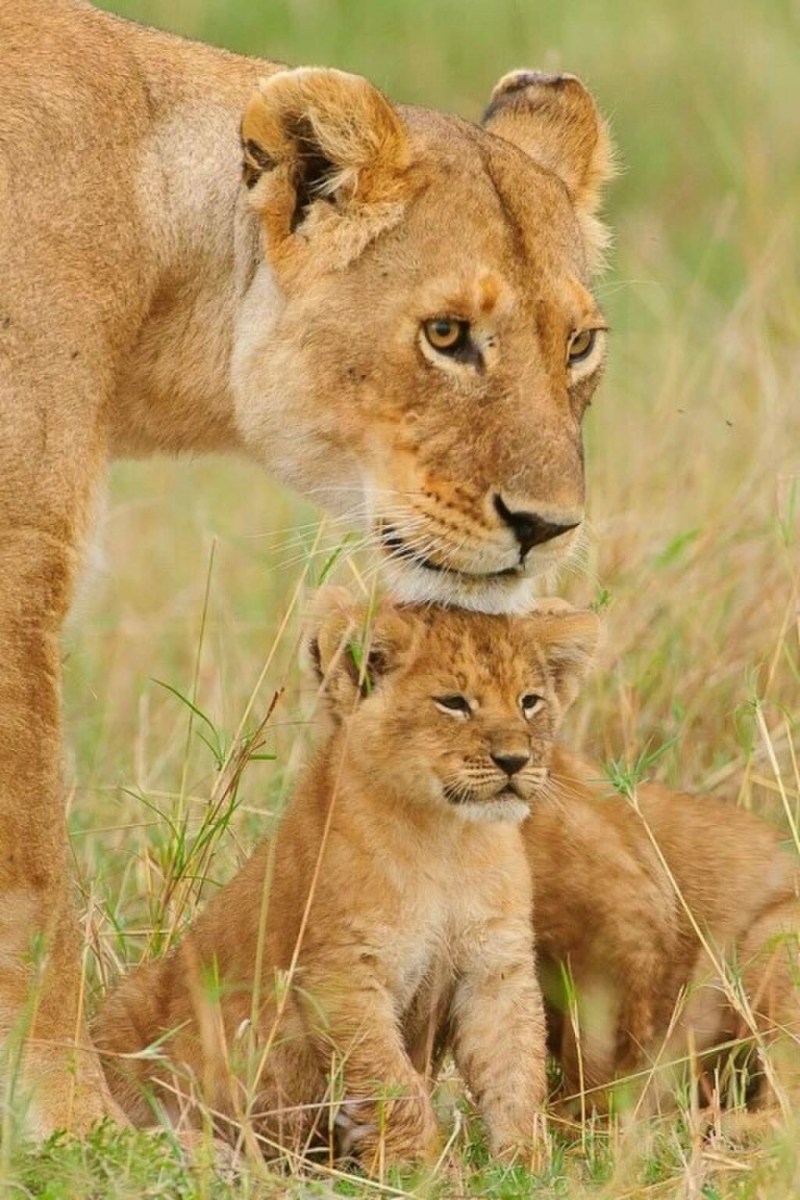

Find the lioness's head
[[306, 587, 600, 823], [232, 67, 614, 614]]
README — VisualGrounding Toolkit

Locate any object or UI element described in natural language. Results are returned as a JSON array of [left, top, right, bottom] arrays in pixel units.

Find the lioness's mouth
[[380, 526, 520, 581]]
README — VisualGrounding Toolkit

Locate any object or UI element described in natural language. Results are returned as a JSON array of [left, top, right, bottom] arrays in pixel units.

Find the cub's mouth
[[442, 767, 549, 810], [443, 780, 525, 806], [442, 779, 533, 823]]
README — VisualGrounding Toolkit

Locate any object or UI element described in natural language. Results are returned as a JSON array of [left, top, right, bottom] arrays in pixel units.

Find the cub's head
[[233, 68, 614, 614], [306, 588, 600, 822]]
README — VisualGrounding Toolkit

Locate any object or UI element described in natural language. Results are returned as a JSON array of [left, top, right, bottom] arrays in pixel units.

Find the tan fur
[[484, 70, 616, 270], [0, 0, 618, 1132], [527, 752, 800, 1118], [0, 0, 614, 1133], [93, 595, 599, 1170]]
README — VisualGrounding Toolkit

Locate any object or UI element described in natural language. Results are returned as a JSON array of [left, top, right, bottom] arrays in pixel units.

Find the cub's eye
[[434, 694, 472, 720], [423, 318, 470, 355], [520, 693, 545, 719], [567, 329, 597, 366]]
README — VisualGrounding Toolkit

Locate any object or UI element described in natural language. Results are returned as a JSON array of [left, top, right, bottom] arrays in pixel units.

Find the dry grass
[[6, 0, 800, 1195]]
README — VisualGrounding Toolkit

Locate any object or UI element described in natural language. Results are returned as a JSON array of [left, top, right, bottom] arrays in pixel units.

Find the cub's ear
[[529, 605, 602, 713], [241, 67, 412, 266], [304, 587, 416, 720], [482, 70, 615, 270]]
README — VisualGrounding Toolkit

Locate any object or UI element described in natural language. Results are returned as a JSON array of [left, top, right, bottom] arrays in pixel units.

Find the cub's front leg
[[302, 963, 439, 1173], [451, 918, 548, 1160]]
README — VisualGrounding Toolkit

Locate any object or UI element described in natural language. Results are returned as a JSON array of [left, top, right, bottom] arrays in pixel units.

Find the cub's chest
[[380, 852, 526, 1010]]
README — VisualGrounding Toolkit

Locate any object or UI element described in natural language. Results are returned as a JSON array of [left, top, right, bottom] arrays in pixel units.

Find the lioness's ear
[[241, 67, 412, 264], [305, 588, 415, 719], [482, 70, 615, 270], [530, 606, 601, 713]]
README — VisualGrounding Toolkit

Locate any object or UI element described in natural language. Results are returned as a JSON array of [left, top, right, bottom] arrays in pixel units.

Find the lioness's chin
[[382, 557, 543, 616]]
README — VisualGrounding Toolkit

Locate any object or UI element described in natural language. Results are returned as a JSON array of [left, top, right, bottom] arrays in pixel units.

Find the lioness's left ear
[[532, 607, 602, 713], [482, 70, 615, 270], [241, 67, 412, 264]]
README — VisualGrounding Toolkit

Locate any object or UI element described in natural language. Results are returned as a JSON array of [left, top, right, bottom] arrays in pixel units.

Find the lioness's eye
[[423, 318, 470, 355], [521, 693, 545, 719], [567, 329, 597, 365], [434, 694, 472, 719]]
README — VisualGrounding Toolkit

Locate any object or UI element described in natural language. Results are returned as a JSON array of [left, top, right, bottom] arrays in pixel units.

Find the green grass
[[6, 0, 800, 1195]]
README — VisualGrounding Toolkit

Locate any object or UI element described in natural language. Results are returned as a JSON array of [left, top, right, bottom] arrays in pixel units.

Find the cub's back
[[527, 747, 797, 961]]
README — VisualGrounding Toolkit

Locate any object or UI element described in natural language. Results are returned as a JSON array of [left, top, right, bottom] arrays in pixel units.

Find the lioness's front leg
[[0, 341, 123, 1133], [0, 533, 122, 1134], [451, 921, 548, 1159], [303, 966, 439, 1172]]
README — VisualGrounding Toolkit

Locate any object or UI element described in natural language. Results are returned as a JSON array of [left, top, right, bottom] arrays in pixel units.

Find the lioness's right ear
[[482, 70, 615, 270], [305, 588, 415, 719], [241, 68, 412, 266]]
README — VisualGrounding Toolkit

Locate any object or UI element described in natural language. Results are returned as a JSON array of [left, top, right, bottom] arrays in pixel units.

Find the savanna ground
[[4, 0, 800, 1196]]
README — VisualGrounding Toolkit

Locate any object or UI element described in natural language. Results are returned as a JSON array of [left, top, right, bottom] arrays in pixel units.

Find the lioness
[[529, 753, 800, 1120], [93, 591, 600, 1170], [0, 0, 613, 1131]]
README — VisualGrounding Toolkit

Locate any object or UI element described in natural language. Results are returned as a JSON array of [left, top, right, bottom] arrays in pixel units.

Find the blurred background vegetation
[[74, 0, 799, 962]]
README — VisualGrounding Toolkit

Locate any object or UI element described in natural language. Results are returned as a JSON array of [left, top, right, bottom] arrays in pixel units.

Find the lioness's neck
[[103, 8, 280, 459]]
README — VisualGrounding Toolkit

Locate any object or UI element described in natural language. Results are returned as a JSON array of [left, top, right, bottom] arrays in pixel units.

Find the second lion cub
[[95, 590, 599, 1170]]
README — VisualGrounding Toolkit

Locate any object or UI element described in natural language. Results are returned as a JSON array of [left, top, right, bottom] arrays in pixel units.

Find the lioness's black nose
[[491, 752, 530, 777], [494, 495, 581, 558]]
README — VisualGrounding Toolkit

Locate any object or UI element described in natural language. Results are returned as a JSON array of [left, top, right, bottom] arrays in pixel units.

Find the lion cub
[[528, 751, 800, 1118], [95, 590, 599, 1169]]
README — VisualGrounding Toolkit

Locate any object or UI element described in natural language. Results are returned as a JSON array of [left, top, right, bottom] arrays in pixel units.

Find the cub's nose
[[491, 752, 530, 777], [494, 494, 581, 558]]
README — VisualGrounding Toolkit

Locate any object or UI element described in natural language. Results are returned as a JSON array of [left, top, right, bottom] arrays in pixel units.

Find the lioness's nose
[[491, 752, 530, 776], [494, 495, 581, 558]]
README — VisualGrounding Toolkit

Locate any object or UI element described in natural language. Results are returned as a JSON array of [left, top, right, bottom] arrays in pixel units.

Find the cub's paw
[[495, 1139, 546, 1170], [173, 1129, 242, 1180], [334, 1102, 376, 1160], [529, 597, 576, 615], [710, 1106, 785, 1148], [490, 1117, 551, 1173], [338, 1089, 440, 1174]]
